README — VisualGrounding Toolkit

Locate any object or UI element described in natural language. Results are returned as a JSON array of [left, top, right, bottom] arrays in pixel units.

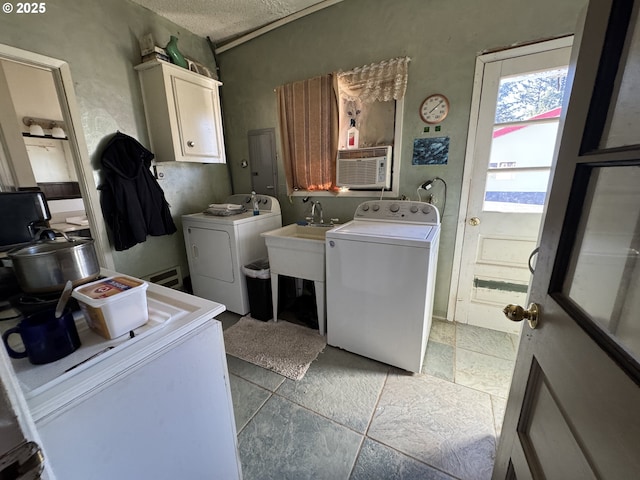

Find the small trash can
[[242, 259, 273, 321]]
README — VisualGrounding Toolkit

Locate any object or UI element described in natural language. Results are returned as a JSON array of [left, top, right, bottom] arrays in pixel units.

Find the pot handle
[[33, 227, 72, 242], [2, 327, 28, 359]]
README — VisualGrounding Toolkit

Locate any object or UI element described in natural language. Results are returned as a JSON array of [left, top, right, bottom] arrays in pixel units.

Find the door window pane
[[495, 68, 568, 124], [563, 165, 640, 361], [484, 170, 550, 213], [483, 120, 559, 212], [602, 10, 640, 149], [483, 67, 567, 213], [490, 122, 560, 169]]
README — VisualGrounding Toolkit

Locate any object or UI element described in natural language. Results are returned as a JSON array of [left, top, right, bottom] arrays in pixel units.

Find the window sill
[[288, 188, 398, 198]]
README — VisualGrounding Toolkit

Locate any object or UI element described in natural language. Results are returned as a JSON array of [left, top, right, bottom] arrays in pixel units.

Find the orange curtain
[[276, 74, 338, 193]]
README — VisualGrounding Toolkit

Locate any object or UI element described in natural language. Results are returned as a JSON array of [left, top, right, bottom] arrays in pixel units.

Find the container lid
[[72, 276, 148, 307]]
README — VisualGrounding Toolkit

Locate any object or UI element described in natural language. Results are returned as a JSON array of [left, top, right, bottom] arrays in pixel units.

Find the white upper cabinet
[[135, 60, 226, 163]]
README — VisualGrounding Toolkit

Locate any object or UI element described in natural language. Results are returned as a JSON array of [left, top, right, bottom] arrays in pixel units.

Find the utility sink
[[261, 223, 333, 335], [265, 223, 329, 241], [261, 224, 328, 281]]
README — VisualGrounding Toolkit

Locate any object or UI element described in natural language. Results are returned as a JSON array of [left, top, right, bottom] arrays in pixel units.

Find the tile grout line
[[361, 367, 465, 480], [347, 368, 386, 480], [235, 393, 272, 437], [229, 372, 277, 436]]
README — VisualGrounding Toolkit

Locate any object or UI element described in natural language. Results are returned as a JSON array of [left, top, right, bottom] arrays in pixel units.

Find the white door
[[494, 1, 640, 477], [453, 39, 572, 333], [249, 128, 278, 196]]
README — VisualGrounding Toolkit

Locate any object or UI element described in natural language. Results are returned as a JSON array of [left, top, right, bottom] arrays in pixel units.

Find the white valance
[[337, 56, 410, 103]]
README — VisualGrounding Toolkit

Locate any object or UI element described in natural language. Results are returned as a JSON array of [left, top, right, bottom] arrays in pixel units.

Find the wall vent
[[143, 266, 183, 290]]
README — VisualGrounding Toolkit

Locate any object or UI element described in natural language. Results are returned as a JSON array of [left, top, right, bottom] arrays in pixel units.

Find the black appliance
[[0, 191, 51, 250]]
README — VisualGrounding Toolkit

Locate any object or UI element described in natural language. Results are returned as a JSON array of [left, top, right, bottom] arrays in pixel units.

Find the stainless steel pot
[[8, 237, 100, 293]]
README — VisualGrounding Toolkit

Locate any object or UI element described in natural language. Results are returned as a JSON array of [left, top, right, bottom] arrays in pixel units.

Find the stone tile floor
[[217, 311, 518, 480]]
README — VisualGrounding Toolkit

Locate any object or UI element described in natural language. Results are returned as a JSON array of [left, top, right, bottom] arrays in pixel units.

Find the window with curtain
[[276, 74, 338, 193], [276, 57, 409, 193]]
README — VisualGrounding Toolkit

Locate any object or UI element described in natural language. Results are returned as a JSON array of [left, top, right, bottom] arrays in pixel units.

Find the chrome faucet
[[311, 201, 324, 225]]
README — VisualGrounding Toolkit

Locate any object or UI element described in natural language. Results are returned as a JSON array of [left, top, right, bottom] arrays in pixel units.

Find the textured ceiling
[[131, 0, 329, 44]]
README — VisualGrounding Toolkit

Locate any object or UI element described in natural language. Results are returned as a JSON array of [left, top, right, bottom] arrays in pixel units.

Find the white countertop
[[2, 269, 226, 422]]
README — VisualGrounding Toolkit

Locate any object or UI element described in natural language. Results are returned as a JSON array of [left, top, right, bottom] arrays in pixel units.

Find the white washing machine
[[182, 194, 282, 314], [326, 200, 440, 372]]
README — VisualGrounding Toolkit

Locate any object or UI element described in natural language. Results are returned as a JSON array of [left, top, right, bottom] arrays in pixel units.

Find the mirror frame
[[0, 43, 114, 269]]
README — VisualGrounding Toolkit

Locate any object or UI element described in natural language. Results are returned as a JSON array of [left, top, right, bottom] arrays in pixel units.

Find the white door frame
[[447, 36, 574, 323], [0, 43, 114, 270]]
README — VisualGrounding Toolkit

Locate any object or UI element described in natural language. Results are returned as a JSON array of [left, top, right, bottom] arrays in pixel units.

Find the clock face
[[420, 94, 450, 124]]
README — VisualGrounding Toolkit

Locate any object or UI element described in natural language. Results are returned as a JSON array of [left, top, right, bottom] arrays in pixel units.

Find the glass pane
[[490, 121, 560, 169], [483, 120, 559, 213], [602, 11, 640, 149], [563, 165, 640, 362], [495, 68, 568, 124], [484, 169, 550, 213]]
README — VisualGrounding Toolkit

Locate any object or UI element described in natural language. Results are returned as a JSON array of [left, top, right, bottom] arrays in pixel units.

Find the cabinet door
[[172, 76, 225, 163]]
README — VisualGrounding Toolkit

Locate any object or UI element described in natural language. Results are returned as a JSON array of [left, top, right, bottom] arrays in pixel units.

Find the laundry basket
[[242, 259, 272, 321]]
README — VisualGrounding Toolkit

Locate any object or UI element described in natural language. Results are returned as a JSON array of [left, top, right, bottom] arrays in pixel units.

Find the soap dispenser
[[346, 118, 359, 149], [251, 191, 260, 215]]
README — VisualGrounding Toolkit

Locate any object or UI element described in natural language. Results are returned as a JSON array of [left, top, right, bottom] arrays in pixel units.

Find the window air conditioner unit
[[336, 146, 392, 189]]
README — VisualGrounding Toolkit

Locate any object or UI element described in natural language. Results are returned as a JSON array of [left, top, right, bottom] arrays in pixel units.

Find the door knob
[[503, 303, 539, 329], [0, 441, 44, 479], [469, 217, 480, 226]]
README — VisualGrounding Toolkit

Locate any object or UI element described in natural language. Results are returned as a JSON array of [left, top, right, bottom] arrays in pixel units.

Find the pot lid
[[8, 238, 94, 257]]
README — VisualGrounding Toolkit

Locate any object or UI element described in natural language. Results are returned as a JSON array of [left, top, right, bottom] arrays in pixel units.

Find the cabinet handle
[[187, 140, 195, 148], [192, 244, 198, 259]]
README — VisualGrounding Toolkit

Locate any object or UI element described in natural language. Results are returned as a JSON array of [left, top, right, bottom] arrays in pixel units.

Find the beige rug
[[223, 316, 326, 380]]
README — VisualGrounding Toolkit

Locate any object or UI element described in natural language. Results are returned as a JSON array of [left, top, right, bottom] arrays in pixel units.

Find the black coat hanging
[[99, 132, 177, 251]]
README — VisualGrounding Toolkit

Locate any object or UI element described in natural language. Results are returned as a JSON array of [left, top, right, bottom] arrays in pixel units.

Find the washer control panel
[[354, 200, 439, 224], [226, 194, 281, 213]]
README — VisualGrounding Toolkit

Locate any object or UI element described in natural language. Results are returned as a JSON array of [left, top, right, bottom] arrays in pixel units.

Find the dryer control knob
[[361, 204, 370, 212], [372, 204, 380, 212], [410, 205, 419, 213], [422, 205, 431, 214], [389, 203, 400, 213]]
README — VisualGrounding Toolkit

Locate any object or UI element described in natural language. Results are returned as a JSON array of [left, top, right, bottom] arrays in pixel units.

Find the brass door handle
[[469, 217, 480, 226], [0, 441, 44, 479], [503, 303, 539, 329]]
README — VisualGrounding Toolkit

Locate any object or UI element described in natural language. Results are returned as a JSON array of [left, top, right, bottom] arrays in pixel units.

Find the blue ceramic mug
[[2, 308, 81, 364]]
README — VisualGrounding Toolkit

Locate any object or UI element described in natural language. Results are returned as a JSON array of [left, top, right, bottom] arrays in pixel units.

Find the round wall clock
[[419, 94, 450, 124]]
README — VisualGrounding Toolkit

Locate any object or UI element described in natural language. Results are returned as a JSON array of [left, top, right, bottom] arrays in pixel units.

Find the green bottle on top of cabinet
[[165, 35, 188, 69]]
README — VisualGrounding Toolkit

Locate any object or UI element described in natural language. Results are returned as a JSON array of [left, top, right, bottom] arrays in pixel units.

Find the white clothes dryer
[[326, 200, 440, 372], [182, 194, 282, 314]]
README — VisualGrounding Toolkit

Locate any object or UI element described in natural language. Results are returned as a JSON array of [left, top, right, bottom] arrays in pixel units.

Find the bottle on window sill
[[251, 191, 260, 215], [346, 118, 359, 150]]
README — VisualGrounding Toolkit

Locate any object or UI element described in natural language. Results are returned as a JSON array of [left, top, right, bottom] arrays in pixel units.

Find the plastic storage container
[[72, 276, 149, 339], [242, 259, 272, 321]]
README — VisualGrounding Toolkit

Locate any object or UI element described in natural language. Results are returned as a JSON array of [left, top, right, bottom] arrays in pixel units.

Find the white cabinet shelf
[[135, 60, 226, 163]]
